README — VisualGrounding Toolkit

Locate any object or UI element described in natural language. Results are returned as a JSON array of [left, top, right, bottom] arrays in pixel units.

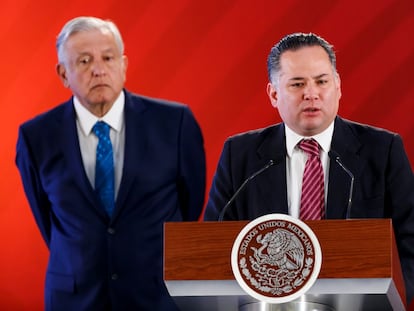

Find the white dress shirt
[[74, 92, 125, 198], [285, 122, 334, 218]]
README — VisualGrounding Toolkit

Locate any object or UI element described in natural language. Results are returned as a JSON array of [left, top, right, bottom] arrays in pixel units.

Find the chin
[[301, 125, 324, 136], [90, 93, 115, 106]]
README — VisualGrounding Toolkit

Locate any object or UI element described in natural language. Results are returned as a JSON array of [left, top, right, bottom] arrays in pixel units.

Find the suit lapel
[[256, 124, 289, 215], [112, 91, 147, 220], [327, 117, 362, 218], [60, 100, 107, 218]]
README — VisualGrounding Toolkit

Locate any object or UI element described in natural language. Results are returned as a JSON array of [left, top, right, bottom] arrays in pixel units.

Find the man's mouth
[[304, 107, 319, 112], [91, 84, 108, 90]]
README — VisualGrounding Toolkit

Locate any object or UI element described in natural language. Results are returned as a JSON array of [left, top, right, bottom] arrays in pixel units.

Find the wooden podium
[[164, 219, 406, 311]]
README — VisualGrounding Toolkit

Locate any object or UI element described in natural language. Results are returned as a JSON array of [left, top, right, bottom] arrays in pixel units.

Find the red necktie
[[299, 139, 325, 220]]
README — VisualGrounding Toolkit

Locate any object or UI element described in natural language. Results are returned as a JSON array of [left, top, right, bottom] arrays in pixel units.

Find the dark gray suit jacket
[[204, 116, 414, 304]]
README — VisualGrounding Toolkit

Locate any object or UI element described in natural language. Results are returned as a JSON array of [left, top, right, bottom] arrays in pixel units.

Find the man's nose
[[303, 85, 319, 100], [91, 60, 106, 76]]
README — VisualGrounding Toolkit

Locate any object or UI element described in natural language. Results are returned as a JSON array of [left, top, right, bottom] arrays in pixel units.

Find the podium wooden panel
[[164, 219, 406, 311]]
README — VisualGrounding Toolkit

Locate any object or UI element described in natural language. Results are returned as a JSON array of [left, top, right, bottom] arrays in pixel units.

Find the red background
[[1, 0, 413, 309]]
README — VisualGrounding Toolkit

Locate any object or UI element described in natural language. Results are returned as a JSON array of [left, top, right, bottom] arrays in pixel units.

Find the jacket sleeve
[[178, 107, 206, 220], [387, 134, 414, 305], [203, 139, 233, 221], [15, 126, 52, 247]]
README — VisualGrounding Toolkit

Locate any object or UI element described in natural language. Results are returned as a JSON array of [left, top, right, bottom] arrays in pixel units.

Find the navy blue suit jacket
[[16, 90, 206, 310], [204, 116, 414, 304]]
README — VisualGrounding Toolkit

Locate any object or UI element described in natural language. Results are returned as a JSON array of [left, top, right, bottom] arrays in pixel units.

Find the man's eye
[[79, 58, 90, 65], [317, 80, 328, 85], [291, 83, 304, 87]]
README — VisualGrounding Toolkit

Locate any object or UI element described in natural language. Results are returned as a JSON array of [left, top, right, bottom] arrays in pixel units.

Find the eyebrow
[[102, 47, 117, 53], [313, 73, 330, 79], [288, 73, 330, 81]]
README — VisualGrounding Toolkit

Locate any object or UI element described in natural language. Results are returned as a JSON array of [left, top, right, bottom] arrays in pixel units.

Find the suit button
[[111, 273, 118, 280], [107, 227, 115, 234]]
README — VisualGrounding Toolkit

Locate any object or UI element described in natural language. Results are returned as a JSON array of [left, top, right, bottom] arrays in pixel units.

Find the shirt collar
[[285, 121, 334, 157], [74, 91, 125, 136]]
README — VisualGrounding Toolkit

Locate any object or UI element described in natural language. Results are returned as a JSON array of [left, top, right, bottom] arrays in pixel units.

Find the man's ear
[[335, 72, 342, 100], [267, 82, 278, 108], [56, 63, 69, 88], [122, 55, 128, 70], [121, 55, 128, 81]]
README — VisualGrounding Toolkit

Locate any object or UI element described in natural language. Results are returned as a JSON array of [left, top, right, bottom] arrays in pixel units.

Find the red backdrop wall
[[1, 0, 413, 309]]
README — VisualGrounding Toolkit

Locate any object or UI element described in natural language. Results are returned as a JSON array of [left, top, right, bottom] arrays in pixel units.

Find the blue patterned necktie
[[92, 121, 115, 216]]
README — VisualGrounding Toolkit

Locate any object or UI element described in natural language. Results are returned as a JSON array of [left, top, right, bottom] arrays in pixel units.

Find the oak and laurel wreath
[[239, 257, 314, 295]]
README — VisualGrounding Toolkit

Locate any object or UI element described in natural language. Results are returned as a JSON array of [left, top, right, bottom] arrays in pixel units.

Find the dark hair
[[267, 32, 337, 84]]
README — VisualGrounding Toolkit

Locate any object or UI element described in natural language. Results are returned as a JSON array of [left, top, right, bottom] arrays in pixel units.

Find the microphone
[[329, 150, 354, 219], [218, 159, 277, 221]]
